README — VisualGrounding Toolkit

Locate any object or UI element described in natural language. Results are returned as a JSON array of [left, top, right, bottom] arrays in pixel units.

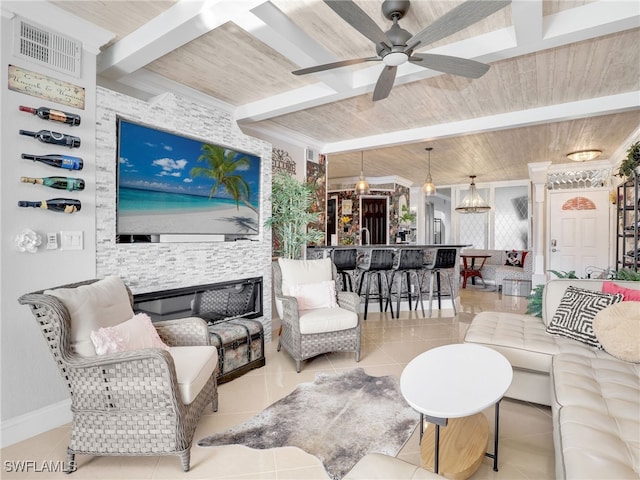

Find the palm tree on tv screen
[[190, 144, 258, 214]]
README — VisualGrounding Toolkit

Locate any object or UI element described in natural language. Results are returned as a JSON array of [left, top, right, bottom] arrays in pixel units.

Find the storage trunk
[[207, 318, 265, 383], [503, 278, 532, 297]]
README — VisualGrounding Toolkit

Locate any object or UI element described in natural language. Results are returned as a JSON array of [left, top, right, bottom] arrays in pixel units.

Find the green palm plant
[[525, 270, 578, 317], [265, 172, 325, 259], [190, 144, 257, 214]]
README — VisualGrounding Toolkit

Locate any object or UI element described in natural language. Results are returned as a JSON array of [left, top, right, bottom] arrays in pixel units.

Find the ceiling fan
[[292, 0, 511, 101]]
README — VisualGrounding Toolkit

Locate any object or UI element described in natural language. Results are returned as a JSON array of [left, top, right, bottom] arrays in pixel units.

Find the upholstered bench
[[344, 453, 442, 480]]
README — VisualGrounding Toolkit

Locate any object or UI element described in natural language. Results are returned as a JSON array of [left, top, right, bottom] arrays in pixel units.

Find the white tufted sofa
[[464, 278, 640, 479]]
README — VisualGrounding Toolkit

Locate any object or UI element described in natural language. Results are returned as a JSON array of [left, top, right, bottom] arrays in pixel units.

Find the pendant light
[[422, 147, 436, 196], [355, 150, 370, 195], [455, 175, 491, 213]]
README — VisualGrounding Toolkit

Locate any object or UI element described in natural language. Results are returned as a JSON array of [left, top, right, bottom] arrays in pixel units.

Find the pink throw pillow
[[288, 280, 338, 310], [602, 281, 640, 301], [90, 313, 169, 355]]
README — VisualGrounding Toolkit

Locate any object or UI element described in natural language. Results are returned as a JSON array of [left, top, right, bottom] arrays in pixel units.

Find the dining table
[[459, 254, 491, 288]]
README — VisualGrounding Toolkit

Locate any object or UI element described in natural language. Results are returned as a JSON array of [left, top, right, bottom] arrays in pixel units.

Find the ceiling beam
[[97, 0, 268, 79]]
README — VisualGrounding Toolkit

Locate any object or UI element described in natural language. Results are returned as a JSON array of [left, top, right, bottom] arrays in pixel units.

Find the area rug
[[198, 368, 419, 480]]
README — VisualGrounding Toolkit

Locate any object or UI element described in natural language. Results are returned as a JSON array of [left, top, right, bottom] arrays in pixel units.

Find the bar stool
[[387, 248, 425, 317], [357, 248, 395, 320], [421, 248, 458, 317], [331, 248, 358, 292]]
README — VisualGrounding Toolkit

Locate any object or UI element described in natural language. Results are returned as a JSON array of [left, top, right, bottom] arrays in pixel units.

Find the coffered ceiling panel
[[145, 22, 314, 105]]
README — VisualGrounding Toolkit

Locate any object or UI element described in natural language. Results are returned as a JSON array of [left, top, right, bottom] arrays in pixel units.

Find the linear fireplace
[[134, 277, 266, 383], [133, 277, 263, 323]]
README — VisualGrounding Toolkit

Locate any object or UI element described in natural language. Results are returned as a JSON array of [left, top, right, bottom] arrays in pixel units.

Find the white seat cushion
[[169, 346, 218, 405], [278, 257, 333, 293], [46, 276, 134, 356], [551, 353, 640, 479], [299, 307, 358, 335], [464, 311, 604, 373]]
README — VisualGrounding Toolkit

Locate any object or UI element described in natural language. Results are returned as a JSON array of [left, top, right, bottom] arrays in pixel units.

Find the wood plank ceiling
[[50, 0, 640, 186]]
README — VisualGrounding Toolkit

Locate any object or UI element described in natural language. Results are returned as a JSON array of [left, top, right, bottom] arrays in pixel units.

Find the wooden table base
[[420, 413, 489, 480]]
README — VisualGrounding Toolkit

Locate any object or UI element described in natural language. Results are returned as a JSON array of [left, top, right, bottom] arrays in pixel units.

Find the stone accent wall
[[95, 88, 273, 341]]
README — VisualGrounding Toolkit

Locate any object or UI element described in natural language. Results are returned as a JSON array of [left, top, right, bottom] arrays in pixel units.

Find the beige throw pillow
[[593, 301, 640, 363], [45, 276, 134, 356]]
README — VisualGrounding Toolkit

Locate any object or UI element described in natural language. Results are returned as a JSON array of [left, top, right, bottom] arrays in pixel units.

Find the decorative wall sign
[[341, 199, 353, 215], [8, 65, 85, 110], [272, 148, 296, 176]]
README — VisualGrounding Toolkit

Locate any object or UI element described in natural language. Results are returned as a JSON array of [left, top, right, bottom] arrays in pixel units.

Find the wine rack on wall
[[17, 104, 84, 216]]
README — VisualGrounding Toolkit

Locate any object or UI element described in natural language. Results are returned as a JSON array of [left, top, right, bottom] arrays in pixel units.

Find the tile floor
[[1, 287, 555, 479]]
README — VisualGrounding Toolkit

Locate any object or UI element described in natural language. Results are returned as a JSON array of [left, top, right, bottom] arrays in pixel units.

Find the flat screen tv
[[116, 117, 261, 242]]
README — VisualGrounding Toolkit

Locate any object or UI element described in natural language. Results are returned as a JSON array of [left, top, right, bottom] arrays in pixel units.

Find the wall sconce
[[567, 150, 602, 162]]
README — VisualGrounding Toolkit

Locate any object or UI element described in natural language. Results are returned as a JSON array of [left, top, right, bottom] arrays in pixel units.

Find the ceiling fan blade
[[410, 53, 490, 78], [323, 0, 389, 46], [407, 0, 511, 50], [292, 57, 380, 75], [372, 65, 397, 101]]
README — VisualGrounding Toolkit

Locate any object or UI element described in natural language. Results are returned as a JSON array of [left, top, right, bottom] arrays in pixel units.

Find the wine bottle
[[21, 153, 83, 170], [20, 176, 85, 191], [17, 198, 81, 214], [19, 105, 81, 126], [19, 129, 81, 148]]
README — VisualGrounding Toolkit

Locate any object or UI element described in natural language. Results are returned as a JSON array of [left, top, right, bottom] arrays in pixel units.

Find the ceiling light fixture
[[566, 150, 602, 162], [455, 175, 491, 214], [355, 151, 370, 195], [422, 147, 436, 196]]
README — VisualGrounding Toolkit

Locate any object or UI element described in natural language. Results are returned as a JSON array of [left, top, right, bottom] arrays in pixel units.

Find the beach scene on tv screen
[[117, 119, 261, 236]]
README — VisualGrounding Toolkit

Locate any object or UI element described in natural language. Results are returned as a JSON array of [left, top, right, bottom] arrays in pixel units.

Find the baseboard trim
[[1, 399, 72, 448]]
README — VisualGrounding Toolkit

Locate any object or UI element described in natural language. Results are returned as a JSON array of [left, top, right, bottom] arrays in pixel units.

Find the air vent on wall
[[14, 17, 81, 77]]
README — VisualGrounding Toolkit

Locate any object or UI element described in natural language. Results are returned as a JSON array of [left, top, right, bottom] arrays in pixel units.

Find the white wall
[[1, 3, 104, 442]]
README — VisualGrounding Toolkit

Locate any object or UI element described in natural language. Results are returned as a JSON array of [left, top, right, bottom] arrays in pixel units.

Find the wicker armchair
[[273, 258, 361, 372], [18, 278, 219, 473]]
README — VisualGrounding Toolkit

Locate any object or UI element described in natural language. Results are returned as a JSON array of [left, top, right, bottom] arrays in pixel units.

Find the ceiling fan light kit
[[456, 175, 491, 214], [422, 147, 436, 196], [566, 149, 602, 162], [293, 0, 512, 101]]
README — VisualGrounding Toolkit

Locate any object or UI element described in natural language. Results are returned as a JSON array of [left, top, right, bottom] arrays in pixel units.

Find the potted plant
[[618, 141, 640, 179], [265, 171, 325, 259], [399, 204, 416, 226]]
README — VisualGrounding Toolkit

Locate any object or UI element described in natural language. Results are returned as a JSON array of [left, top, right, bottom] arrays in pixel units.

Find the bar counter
[[307, 244, 469, 315]]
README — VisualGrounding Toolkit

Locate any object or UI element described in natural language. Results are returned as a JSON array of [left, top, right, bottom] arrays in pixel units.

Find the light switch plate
[[60, 231, 83, 251], [46, 232, 58, 250]]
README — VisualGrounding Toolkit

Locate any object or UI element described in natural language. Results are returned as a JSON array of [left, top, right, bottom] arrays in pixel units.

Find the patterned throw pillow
[[546, 286, 624, 348], [504, 250, 527, 267]]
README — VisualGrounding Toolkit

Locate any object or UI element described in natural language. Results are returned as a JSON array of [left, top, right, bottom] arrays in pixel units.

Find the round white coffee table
[[400, 344, 513, 478]]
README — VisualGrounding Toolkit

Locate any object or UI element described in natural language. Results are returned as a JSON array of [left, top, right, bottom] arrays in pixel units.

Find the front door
[[361, 197, 388, 245], [548, 189, 610, 277]]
